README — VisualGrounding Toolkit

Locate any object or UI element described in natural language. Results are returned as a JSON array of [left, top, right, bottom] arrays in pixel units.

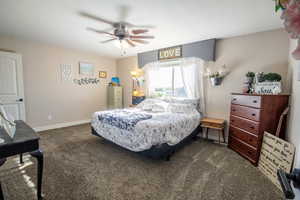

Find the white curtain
[[143, 57, 206, 114], [178, 57, 206, 114], [143, 61, 161, 97]]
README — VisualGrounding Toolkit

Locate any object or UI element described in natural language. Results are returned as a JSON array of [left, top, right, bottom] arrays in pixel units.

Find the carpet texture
[[0, 124, 284, 200]]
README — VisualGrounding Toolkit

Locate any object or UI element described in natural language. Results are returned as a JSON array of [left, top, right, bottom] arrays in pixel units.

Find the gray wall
[[138, 39, 216, 67]]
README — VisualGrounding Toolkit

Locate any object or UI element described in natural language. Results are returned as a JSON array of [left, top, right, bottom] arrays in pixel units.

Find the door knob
[[17, 98, 23, 102]]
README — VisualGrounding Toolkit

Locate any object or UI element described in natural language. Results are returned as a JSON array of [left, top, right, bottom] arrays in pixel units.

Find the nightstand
[[200, 117, 226, 144]]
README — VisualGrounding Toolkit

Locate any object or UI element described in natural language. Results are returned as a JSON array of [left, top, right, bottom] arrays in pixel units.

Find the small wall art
[[79, 62, 94, 76], [60, 64, 72, 82], [73, 78, 100, 85], [99, 71, 107, 78]]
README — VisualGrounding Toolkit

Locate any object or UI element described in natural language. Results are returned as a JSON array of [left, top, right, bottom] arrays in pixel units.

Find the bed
[[91, 98, 202, 160]]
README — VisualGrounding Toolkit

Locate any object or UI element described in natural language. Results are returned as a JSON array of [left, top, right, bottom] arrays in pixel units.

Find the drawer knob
[[232, 109, 236, 112], [253, 100, 258, 103], [233, 98, 237, 101], [249, 139, 253, 142], [250, 126, 255, 129], [252, 113, 256, 116]]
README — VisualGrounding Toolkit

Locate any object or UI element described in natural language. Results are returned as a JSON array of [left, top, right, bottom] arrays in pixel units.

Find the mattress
[[91, 107, 201, 152]]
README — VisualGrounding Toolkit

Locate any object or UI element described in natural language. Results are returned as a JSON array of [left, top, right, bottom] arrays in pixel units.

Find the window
[[148, 65, 187, 97]]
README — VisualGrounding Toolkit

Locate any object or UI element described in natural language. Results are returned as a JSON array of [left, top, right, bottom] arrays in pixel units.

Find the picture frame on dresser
[[228, 93, 290, 166]]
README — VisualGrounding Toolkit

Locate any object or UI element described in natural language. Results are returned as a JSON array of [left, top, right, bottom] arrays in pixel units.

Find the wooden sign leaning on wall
[[258, 132, 295, 190]]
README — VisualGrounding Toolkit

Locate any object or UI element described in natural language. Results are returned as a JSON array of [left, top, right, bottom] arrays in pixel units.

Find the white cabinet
[[107, 86, 123, 109]]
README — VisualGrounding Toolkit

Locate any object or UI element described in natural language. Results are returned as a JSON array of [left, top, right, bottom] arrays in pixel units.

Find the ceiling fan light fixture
[[113, 39, 130, 49]]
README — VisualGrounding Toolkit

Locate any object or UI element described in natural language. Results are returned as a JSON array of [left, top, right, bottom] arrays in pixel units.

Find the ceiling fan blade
[[79, 12, 115, 26], [130, 35, 155, 39], [126, 24, 156, 29], [132, 29, 149, 35], [87, 27, 114, 36], [126, 39, 136, 47], [101, 38, 117, 43], [131, 39, 149, 44]]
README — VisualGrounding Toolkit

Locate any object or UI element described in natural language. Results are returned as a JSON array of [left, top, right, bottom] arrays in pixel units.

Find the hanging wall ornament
[[73, 78, 100, 85]]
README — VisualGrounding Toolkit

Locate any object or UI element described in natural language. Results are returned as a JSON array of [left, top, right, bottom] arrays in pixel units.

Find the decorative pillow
[[136, 98, 169, 112], [136, 98, 159, 109], [167, 103, 195, 113], [161, 97, 200, 111]]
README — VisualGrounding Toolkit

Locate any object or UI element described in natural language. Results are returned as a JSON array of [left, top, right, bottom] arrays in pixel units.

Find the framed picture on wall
[[99, 71, 107, 78], [79, 62, 94, 76]]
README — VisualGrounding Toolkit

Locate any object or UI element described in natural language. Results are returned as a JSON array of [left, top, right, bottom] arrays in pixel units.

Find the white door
[[0, 51, 25, 121]]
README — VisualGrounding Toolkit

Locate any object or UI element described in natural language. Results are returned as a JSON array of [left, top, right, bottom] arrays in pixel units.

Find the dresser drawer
[[230, 115, 260, 135], [231, 104, 260, 121], [231, 95, 261, 108], [229, 136, 258, 163], [229, 125, 259, 148]]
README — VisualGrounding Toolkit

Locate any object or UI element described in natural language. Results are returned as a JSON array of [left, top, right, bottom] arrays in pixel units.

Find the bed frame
[[91, 125, 202, 161]]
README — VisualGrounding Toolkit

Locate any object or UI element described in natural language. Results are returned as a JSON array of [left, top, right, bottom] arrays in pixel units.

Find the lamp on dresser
[[130, 69, 145, 105], [228, 93, 290, 166]]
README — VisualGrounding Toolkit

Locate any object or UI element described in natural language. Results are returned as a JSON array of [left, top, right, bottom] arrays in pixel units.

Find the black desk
[[0, 120, 43, 200]]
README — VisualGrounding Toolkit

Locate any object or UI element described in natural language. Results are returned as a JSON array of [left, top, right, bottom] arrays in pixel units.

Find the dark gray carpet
[[0, 124, 283, 200]]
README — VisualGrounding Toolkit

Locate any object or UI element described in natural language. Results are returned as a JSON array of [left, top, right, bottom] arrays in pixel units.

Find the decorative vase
[[210, 77, 223, 86], [246, 77, 254, 84], [255, 72, 264, 83]]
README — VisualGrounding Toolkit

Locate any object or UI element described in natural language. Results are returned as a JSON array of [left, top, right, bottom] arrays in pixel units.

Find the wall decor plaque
[[99, 71, 107, 78], [158, 46, 182, 60], [258, 132, 295, 189], [254, 82, 282, 94]]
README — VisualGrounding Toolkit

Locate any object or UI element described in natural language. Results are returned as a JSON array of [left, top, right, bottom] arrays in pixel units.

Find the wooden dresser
[[228, 93, 289, 165]]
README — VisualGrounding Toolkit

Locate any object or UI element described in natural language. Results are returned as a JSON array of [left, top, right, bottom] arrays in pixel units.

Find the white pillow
[[136, 98, 169, 112], [168, 103, 195, 113], [136, 98, 160, 108], [151, 101, 169, 112]]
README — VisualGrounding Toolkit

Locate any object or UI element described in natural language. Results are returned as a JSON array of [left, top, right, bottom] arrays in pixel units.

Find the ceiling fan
[[79, 6, 155, 48]]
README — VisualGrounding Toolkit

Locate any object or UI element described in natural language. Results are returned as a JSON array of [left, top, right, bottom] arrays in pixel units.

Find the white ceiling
[[0, 0, 283, 58]]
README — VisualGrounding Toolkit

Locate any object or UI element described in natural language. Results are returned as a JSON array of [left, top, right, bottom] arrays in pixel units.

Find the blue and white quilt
[[91, 98, 201, 152], [97, 109, 152, 131]]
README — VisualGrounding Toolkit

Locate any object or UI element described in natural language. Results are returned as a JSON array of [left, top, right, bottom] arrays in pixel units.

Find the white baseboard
[[33, 119, 91, 132]]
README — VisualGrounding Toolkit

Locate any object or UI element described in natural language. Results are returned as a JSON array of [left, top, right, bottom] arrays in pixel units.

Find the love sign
[[158, 46, 182, 60]]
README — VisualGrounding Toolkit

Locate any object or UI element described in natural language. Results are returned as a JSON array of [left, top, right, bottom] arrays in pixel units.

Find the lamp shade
[[130, 69, 144, 78]]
